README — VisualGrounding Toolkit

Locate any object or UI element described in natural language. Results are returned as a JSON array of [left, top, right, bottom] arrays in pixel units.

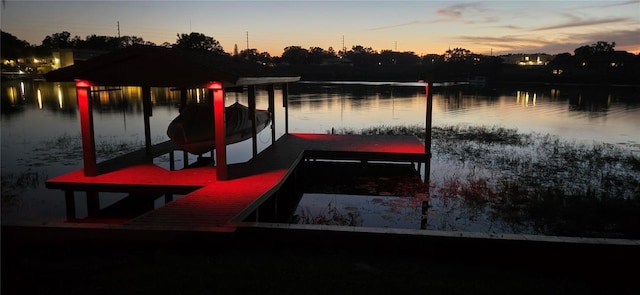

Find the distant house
[[517, 56, 548, 66], [52, 49, 110, 70], [501, 54, 551, 66]]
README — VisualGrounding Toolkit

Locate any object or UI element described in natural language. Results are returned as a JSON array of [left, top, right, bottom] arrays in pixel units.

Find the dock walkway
[[46, 133, 427, 233]]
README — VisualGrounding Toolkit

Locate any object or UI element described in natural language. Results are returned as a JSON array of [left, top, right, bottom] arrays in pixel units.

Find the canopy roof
[[44, 45, 300, 88]]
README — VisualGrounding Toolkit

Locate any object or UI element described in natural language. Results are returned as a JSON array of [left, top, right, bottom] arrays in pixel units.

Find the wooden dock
[[46, 133, 428, 233]]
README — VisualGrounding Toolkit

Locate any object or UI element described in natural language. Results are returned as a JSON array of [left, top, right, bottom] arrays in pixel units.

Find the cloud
[[455, 35, 549, 52], [570, 29, 640, 52], [436, 2, 485, 19], [532, 17, 630, 31], [370, 2, 495, 30], [501, 25, 523, 30], [572, 0, 640, 10], [456, 28, 640, 54], [369, 20, 428, 31], [435, 2, 498, 24]]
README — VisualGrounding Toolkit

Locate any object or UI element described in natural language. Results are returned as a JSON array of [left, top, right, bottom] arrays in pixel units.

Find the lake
[[2, 79, 639, 234]]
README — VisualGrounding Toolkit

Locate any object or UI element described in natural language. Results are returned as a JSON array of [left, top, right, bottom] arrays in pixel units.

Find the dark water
[[2, 80, 639, 233]]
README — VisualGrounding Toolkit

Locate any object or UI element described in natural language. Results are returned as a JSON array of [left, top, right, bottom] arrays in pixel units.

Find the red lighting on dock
[[206, 81, 223, 90], [75, 79, 93, 87]]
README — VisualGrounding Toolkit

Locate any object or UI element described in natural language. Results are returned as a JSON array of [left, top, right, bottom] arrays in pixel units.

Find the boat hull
[[167, 102, 271, 155]]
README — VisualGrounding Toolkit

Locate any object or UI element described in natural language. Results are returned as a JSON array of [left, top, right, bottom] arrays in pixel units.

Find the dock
[[46, 133, 428, 233], [37, 45, 433, 237]]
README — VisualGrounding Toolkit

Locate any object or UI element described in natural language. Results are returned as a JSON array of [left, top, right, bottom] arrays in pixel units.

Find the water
[[2, 80, 639, 230]]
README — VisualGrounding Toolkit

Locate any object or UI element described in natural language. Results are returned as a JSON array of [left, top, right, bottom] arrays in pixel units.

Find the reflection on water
[[3, 81, 638, 136], [294, 193, 426, 229], [1, 80, 639, 226]]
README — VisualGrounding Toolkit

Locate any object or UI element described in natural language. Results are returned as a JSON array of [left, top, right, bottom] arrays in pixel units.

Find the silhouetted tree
[[120, 36, 154, 47], [548, 52, 576, 70], [41, 31, 72, 49], [239, 48, 272, 65], [444, 48, 472, 63], [307, 47, 325, 64], [593, 41, 616, 53], [1, 31, 32, 59], [174, 32, 225, 53], [379, 50, 397, 65], [421, 54, 443, 64], [379, 50, 421, 66], [327, 46, 337, 57], [345, 45, 377, 66], [574, 41, 616, 65], [75, 34, 120, 50], [281, 46, 309, 65]]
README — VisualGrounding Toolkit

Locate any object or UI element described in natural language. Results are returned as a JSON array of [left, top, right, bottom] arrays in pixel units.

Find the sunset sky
[[2, 0, 639, 56]]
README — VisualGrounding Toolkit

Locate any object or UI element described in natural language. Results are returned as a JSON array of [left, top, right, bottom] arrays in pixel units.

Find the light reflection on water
[[1, 80, 639, 225]]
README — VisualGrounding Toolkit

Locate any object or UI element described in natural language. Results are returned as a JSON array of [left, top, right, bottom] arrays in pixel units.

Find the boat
[[167, 102, 271, 155]]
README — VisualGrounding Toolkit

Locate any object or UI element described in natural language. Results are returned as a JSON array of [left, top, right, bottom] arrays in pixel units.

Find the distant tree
[[120, 36, 154, 48], [348, 45, 377, 55], [345, 45, 377, 66], [77, 34, 120, 50], [421, 54, 443, 64], [575, 41, 615, 59], [1, 31, 32, 59], [379, 50, 396, 65], [549, 52, 576, 70], [472, 55, 504, 77], [593, 41, 616, 53], [71, 35, 83, 47], [574, 41, 617, 68], [239, 48, 272, 65], [174, 32, 225, 53], [379, 50, 421, 66], [281, 46, 309, 65], [444, 48, 472, 62], [307, 46, 336, 64], [41, 31, 72, 49], [327, 46, 337, 57], [574, 45, 591, 60], [256, 51, 272, 65]]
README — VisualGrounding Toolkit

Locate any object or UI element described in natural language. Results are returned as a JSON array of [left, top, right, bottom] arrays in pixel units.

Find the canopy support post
[[179, 88, 188, 113], [424, 82, 433, 184], [76, 81, 97, 176], [210, 82, 227, 180], [268, 84, 276, 144], [142, 86, 153, 155], [248, 85, 258, 158], [283, 83, 289, 134]]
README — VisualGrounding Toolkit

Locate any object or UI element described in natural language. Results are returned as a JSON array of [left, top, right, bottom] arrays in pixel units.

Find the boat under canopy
[[167, 102, 271, 155]]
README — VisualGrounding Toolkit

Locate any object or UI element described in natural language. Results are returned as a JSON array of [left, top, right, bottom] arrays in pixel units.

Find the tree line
[[2, 30, 639, 84]]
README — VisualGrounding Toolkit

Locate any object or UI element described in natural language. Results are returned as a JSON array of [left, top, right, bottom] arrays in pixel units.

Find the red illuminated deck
[[46, 133, 427, 232]]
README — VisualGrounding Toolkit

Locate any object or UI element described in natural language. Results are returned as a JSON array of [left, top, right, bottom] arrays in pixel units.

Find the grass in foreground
[[334, 124, 640, 238]]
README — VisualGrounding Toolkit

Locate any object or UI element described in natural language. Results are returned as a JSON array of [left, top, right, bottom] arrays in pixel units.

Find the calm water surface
[[2, 80, 639, 228]]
